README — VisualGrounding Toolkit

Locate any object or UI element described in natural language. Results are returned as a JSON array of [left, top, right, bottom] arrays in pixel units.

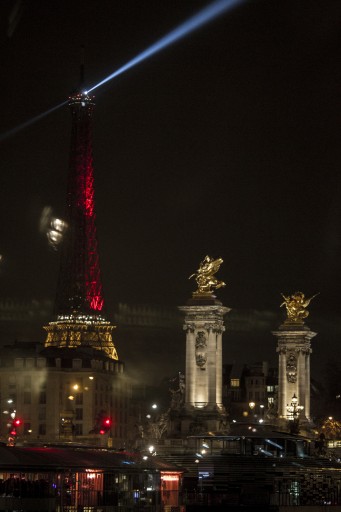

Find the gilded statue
[[189, 255, 225, 295], [280, 291, 319, 323]]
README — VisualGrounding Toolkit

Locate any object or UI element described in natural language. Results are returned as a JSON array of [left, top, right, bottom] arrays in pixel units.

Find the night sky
[[1, 0, 340, 384]]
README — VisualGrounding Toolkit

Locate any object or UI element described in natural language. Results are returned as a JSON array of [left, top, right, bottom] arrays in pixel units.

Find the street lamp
[[259, 404, 265, 422], [2, 398, 22, 445], [248, 401, 256, 420], [144, 403, 168, 451], [286, 394, 304, 434]]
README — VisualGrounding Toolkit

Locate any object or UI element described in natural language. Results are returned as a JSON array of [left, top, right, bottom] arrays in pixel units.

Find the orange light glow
[[161, 474, 180, 481]]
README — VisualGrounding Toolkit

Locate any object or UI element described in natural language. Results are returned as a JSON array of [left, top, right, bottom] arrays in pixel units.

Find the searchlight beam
[[1, 0, 243, 142], [88, 0, 243, 92]]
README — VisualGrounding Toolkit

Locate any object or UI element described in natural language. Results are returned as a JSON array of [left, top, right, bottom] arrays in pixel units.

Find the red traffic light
[[98, 417, 112, 434], [13, 419, 22, 427], [10, 429, 17, 436]]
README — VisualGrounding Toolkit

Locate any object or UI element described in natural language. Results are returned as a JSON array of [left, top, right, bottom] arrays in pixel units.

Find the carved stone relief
[[195, 331, 207, 369], [286, 352, 297, 383]]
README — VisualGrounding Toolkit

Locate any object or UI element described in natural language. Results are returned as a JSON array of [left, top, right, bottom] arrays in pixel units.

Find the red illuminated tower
[[44, 88, 118, 360]]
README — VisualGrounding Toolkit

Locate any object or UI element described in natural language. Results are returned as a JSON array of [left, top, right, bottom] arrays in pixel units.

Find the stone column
[[277, 348, 287, 418], [215, 328, 224, 407], [297, 349, 306, 415], [273, 322, 316, 421], [305, 350, 311, 419], [184, 324, 196, 405], [179, 296, 230, 414], [206, 325, 216, 410]]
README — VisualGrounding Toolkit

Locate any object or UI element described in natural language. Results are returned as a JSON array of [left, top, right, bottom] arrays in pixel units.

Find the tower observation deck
[[44, 90, 118, 360]]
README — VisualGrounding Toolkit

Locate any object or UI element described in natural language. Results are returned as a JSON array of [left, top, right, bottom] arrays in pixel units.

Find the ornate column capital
[[204, 322, 224, 334], [296, 347, 312, 355], [183, 323, 195, 333], [276, 346, 287, 354]]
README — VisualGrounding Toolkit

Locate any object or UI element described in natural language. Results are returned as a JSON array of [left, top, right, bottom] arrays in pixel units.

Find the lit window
[[230, 379, 239, 387]]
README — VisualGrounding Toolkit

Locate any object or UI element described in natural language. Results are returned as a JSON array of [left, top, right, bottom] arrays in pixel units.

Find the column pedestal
[[178, 294, 230, 434], [272, 321, 316, 422]]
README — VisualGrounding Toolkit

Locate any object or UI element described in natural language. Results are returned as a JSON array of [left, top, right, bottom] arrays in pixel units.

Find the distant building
[[223, 361, 278, 422], [0, 341, 131, 448]]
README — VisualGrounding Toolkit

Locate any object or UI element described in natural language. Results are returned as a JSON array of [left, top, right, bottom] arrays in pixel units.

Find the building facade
[[0, 342, 131, 448]]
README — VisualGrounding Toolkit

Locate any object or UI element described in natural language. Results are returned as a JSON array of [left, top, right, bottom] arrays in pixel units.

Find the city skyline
[[1, 1, 340, 382]]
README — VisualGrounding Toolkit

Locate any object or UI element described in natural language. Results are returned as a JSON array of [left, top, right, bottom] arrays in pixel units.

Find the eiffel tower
[[44, 76, 118, 360]]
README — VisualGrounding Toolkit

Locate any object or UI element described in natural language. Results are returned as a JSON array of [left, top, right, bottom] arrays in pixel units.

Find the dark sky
[[0, 0, 340, 382]]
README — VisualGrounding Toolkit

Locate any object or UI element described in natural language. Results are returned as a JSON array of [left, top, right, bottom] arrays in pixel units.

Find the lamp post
[[286, 394, 304, 434], [258, 404, 265, 423], [2, 398, 21, 446], [144, 403, 168, 453], [249, 401, 256, 421], [60, 383, 80, 439]]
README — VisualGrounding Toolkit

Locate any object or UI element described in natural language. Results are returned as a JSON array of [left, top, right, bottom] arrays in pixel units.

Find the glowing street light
[[286, 394, 303, 420], [249, 402, 256, 419], [286, 394, 304, 434]]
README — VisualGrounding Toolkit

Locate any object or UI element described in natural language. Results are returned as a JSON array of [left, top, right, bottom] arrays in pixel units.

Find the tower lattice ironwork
[[44, 90, 118, 360]]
